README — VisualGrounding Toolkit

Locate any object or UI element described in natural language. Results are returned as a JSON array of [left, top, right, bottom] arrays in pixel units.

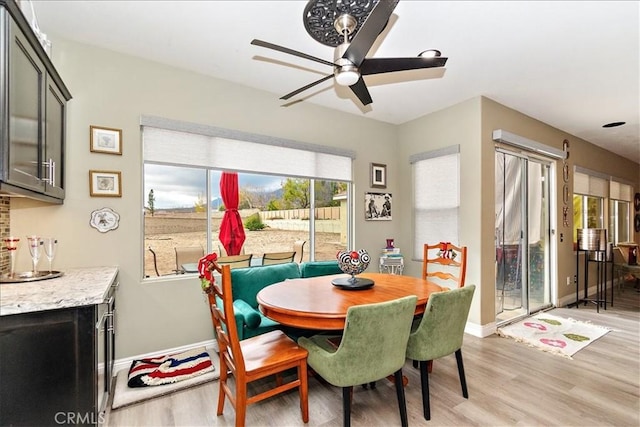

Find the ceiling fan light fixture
[[335, 66, 360, 86], [419, 49, 442, 58]]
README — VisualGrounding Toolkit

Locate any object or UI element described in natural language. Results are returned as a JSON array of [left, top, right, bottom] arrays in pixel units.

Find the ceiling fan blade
[[349, 78, 373, 106], [251, 39, 335, 68], [360, 56, 448, 75], [280, 74, 334, 100], [342, 0, 399, 67]]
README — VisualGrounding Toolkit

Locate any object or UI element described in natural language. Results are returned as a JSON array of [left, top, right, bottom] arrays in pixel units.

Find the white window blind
[[411, 146, 460, 260], [141, 115, 354, 182], [574, 170, 608, 198], [610, 180, 632, 201]]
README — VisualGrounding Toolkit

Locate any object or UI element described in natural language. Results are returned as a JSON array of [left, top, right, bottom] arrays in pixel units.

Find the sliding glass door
[[495, 149, 553, 325]]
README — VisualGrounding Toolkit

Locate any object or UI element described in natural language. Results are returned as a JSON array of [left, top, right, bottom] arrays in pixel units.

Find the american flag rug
[[112, 347, 220, 410], [127, 347, 215, 387]]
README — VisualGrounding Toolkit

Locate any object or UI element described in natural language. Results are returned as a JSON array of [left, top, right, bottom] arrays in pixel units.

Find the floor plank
[[104, 289, 639, 426]]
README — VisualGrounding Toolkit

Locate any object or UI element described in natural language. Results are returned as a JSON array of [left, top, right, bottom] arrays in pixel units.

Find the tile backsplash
[[1, 197, 9, 273]]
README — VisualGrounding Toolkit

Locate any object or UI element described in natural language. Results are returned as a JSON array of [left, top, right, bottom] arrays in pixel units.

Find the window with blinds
[[573, 167, 633, 245], [140, 116, 354, 278], [410, 146, 460, 260]]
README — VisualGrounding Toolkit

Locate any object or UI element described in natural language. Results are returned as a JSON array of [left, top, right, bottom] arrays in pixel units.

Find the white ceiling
[[31, 0, 639, 164]]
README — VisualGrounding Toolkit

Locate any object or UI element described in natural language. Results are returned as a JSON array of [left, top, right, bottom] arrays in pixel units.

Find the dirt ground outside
[[144, 213, 344, 277]]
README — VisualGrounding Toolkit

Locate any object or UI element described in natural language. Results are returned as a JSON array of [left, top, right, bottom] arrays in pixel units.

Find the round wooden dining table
[[257, 272, 444, 330]]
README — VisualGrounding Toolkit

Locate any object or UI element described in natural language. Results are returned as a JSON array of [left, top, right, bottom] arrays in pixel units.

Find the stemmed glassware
[[3, 237, 20, 278], [43, 238, 57, 273], [27, 236, 43, 275]]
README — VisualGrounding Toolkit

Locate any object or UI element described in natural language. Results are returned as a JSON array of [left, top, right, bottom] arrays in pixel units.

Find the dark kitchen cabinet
[[0, 0, 71, 203], [0, 277, 118, 426]]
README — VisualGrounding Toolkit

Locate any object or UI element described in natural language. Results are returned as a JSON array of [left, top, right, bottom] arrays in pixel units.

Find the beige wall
[[9, 37, 399, 358], [8, 36, 639, 357], [395, 96, 638, 331], [482, 97, 638, 304], [396, 97, 483, 326]]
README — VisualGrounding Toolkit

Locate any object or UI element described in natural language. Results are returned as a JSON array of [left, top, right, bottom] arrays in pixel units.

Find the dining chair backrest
[[422, 242, 467, 288], [174, 246, 204, 273], [298, 295, 417, 427], [332, 295, 418, 384], [206, 260, 309, 426], [217, 245, 246, 257], [408, 284, 475, 360], [612, 246, 627, 264], [406, 284, 475, 421], [217, 254, 253, 269], [293, 240, 306, 263], [261, 251, 296, 266], [208, 263, 245, 373]]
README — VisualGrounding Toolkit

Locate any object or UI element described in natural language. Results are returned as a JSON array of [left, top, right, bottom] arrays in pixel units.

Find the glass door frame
[[495, 147, 558, 326]]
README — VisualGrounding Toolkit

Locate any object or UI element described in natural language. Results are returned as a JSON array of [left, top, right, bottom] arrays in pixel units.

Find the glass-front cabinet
[[0, 0, 71, 203]]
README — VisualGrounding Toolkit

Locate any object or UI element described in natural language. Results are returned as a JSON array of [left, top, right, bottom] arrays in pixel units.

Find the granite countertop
[[0, 266, 119, 316]]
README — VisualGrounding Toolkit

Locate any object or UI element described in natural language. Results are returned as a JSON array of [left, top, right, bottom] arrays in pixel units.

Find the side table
[[380, 255, 404, 275]]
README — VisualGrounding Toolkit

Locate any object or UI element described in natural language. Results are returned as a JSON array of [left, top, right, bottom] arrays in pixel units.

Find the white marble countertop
[[0, 266, 119, 316]]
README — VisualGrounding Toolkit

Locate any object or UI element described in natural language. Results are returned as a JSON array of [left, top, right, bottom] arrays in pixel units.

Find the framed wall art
[[90, 207, 120, 233], [365, 192, 392, 221], [90, 125, 122, 155], [370, 163, 387, 188], [89, 170, 122, 197]]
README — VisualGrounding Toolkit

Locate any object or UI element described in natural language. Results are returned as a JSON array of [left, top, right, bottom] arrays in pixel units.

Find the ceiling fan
[[251, 0, 447, 106]]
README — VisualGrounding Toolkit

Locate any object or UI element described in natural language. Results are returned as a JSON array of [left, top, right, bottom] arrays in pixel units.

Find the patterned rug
[[497, 312, 611, 359], [111, 347, 220, 409]]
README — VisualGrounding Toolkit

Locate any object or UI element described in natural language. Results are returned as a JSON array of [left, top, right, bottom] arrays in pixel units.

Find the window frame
[[141, 116, 355, 279], [572, 166, 634, 247]]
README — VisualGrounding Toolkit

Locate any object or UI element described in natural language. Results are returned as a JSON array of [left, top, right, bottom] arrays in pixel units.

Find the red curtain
[[218, 172, 246, 256]]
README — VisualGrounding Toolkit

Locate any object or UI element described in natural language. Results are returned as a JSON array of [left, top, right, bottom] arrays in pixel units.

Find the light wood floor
[[105, 287, 639, 426]]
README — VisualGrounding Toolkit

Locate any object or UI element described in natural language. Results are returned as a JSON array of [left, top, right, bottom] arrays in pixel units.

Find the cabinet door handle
[[42, 159, 55, 186], [107, 309, 117, 335]]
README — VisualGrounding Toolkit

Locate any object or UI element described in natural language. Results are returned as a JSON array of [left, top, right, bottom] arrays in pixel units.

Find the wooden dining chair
[[217, 254, 253, 269], [406, 285, 476, 421], [422, 242, 468, 288], [207, 261, 309, 427], [419, 242, 468, 373], [261, 251, 296, 265]]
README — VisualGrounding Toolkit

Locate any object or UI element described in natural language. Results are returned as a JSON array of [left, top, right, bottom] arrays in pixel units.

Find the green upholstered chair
[[406, 284, 476, 421], [299, 260, 343, 278], [299, 295, 417, 427]]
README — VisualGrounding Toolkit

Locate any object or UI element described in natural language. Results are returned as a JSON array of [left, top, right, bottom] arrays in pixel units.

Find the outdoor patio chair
[[293, 240, 306, 263], [174, 246, 204, 274], [217, 254, 253, 269], [261, 251, 296, 266]]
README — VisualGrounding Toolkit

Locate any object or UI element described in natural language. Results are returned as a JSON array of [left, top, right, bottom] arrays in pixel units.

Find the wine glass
[[3, 237, 20, 278], [43, 238, 57, 273], [27, 236, 43, 274]]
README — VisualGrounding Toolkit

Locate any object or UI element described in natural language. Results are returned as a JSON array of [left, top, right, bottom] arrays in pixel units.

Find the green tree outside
[[147, 189, 155, 216]]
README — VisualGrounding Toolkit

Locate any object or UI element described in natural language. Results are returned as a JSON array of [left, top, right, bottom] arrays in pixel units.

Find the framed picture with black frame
[[370, 163, 386, 188]]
